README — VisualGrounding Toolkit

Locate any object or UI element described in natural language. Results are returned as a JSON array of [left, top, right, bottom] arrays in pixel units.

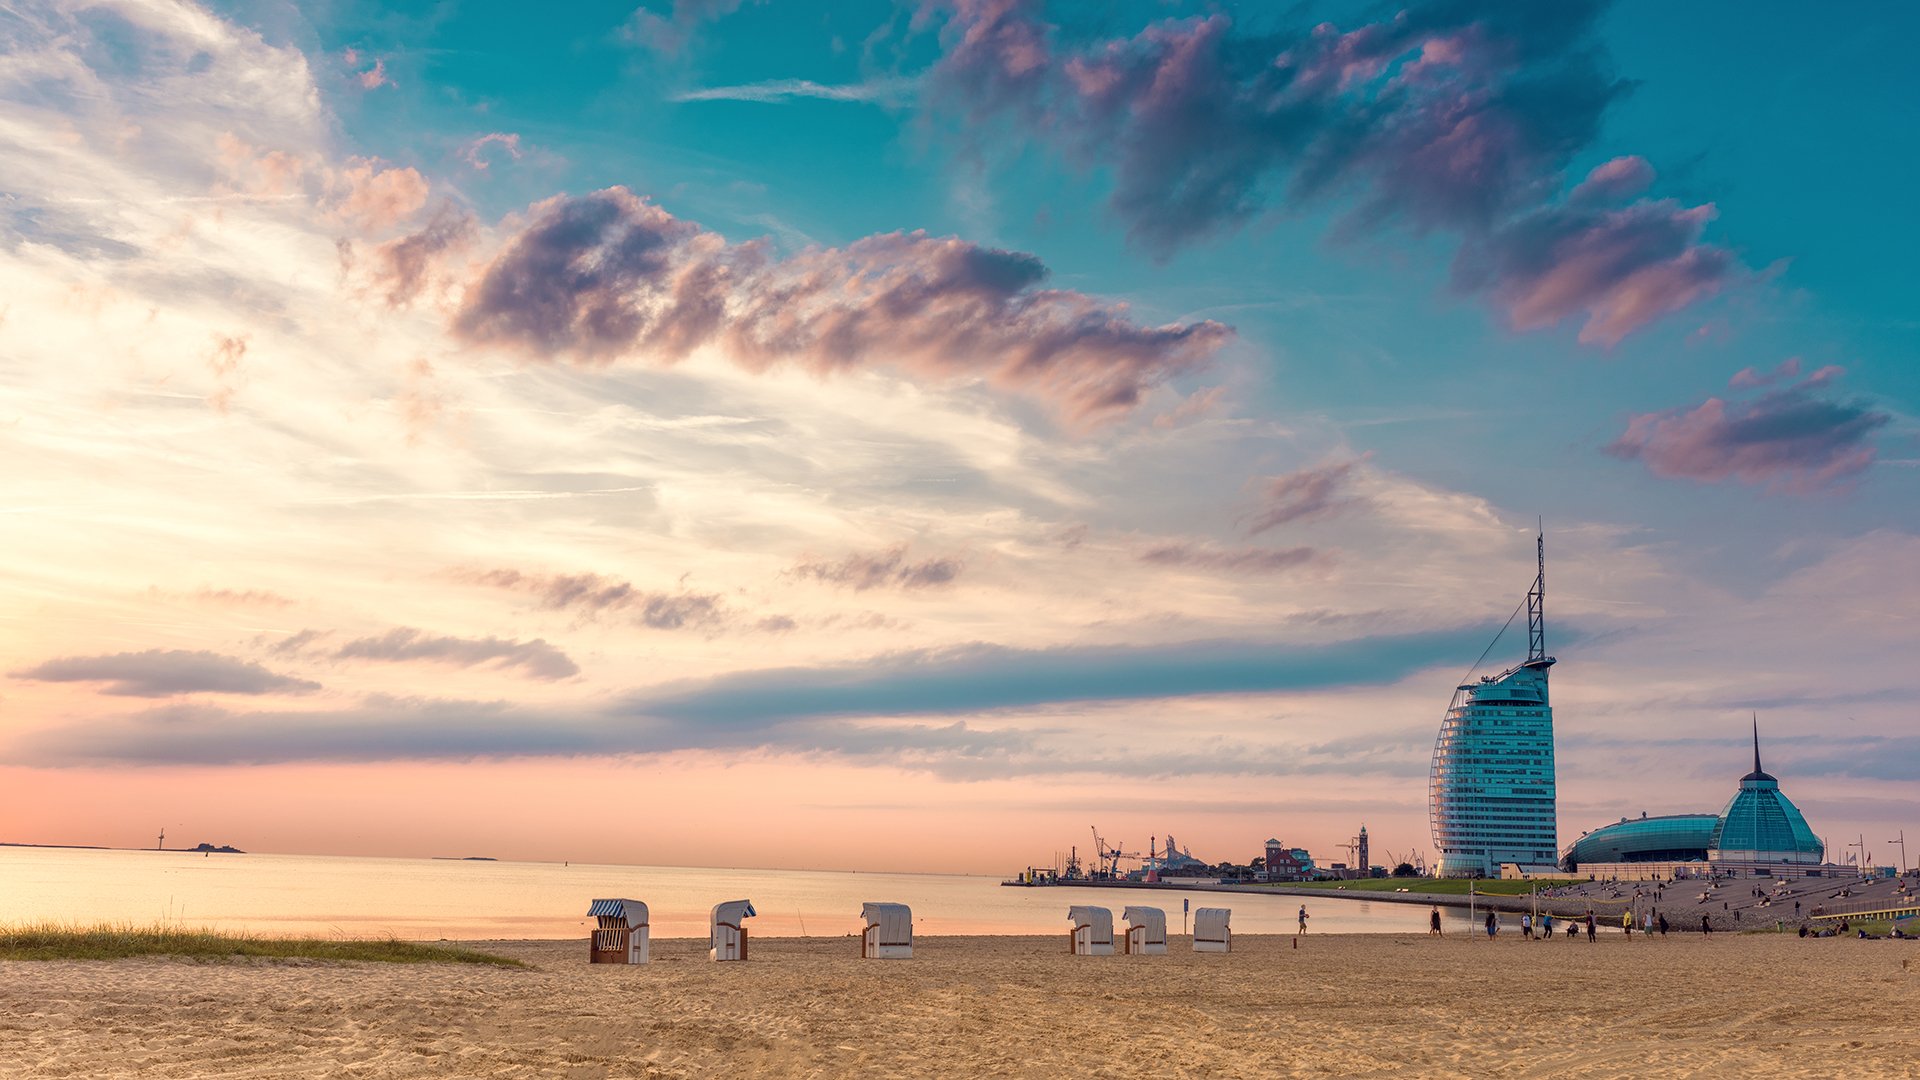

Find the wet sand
[[2, 933, 1914, 1078]]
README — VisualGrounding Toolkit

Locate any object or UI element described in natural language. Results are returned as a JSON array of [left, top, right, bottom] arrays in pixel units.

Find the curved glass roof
[[1709, 776, 1823, 860], [1564, 814, 1717, 869]]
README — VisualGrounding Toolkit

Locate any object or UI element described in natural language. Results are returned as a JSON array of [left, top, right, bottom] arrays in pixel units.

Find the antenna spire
[[1753, 713, 1762, 775], [1526, 523, 1546, 663]]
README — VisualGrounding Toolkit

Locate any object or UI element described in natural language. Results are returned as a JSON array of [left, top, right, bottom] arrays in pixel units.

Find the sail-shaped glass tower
[[1429, 532, 1558, 877]]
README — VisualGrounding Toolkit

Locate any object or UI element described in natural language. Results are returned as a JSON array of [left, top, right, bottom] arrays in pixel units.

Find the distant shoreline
[[1, 842, 242, 854]]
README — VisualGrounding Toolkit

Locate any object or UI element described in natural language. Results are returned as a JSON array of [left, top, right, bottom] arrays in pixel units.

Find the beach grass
[[0, 921, 524, 966], [1279, 878, 1580, 896]]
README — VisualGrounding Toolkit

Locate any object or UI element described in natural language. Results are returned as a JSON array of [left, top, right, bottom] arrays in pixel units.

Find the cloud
[[214, 134, 429, 235], [453, 568, 726, 630], [672, 76, 917, 105], [148, 586, 295, 609], [371, 201, 474, 306], [1246, 459, 1365, 534], [624, 630, 1482, 726], [459, 132, 522, 171], [1456, 165, 1737, 346], [1139, 542, 1320, 574], [11, 649, 319, 697], [451, 187, 1230, 425], [920, 0, 1738, 342], [12, 629, 1495, 769], [329, 157, 429, 232], [266, 629, 331, 656], [788, 545, 963, 591], [331, 628, 580, 680], [624, 0, 756, 57], [1606, 366, 1890, 491]]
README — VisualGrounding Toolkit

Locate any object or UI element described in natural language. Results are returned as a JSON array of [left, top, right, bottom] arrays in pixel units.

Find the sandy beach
[[2, 933, 1914, 1078]]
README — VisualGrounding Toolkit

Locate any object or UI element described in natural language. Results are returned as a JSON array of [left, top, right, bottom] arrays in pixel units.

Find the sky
[[0, 0, 1915, 875]]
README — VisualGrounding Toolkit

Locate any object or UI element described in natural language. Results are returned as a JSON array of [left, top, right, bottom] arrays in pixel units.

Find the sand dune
[[1, 933, 1914, 1078]]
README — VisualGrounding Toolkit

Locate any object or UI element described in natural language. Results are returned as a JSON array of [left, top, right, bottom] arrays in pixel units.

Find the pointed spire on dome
[[1743, 714, 1775, 783]]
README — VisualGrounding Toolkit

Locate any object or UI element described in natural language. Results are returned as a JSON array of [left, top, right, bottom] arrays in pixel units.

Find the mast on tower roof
[[1526, 524, 1546, 663]]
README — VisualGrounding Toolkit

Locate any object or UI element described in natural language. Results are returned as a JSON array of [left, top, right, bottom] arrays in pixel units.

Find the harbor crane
[[1089, 826, 1141, 879]]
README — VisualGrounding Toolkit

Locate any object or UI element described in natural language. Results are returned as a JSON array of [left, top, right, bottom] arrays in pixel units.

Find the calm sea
[[0, 847, 1475, 939]]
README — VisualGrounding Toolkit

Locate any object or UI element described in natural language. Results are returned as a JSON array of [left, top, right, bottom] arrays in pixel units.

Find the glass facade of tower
[[1429, 658, 1558, 877]]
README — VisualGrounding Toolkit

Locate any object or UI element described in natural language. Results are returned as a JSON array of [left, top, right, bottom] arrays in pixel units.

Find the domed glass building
[[1707, 734, 1823, 863], [1562, 722, 1824, 874]]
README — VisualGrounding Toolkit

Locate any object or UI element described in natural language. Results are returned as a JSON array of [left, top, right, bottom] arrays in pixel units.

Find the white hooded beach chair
[[1068, 905, 1115, 956], [710, 899, 756, 961], [860, 902, 913, 958], [587, 898, 649, 964], [1193, 907, 1231, 953], [1122, 905, 1167, 955]]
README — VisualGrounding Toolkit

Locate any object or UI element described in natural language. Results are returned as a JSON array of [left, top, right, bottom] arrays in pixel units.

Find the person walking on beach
[[1541, 913, 1553, 939], [1298, 905, 1309, 934], [1521, 913, 1532, 939], [1701, 914, 1711, 935], [1429, 906, 1442, 936], [1622, 910, 1633, 937], [1658, 913, 1669, 936], [1585, 912, 1596, 942], [1485, 911, 1497, 939]]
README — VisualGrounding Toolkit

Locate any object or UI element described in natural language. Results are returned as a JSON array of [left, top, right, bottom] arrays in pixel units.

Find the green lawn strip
[[0, 922, 524, 966], [1276, 878, 1580, 897]]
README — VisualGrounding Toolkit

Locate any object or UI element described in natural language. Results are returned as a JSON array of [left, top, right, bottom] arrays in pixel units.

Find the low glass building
[[1563, 814, 1718, 869]]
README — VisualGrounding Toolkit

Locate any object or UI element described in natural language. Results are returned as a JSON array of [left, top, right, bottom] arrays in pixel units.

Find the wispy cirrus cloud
[[1606, 363, 1889, 491], [11, 649, 319, 697], [459, 132, 522, 170], [788, 545, 962, 591], [1246, 460, 1366, 535], [452, 568, 727, 631], [672, 75, 917, 105], [325, 628, 580, 680], [625, 0, 757, 57], [1139, 542, 1320, 574], [920, 0, 1739, 342], [450, 187, 1231, 425]]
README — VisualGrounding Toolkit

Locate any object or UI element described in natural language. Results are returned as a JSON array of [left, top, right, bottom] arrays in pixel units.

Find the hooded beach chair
[[1193, 907, 1231, 952], [860, 902, 913, 958], [587, 898, 649, 964], [1068, 905, 1115, 955], [1122, 905, 1167, 954], [710, 899, 756, 961]]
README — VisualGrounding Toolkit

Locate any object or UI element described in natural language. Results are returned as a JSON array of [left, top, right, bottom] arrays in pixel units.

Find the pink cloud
[[1729, 357, 1802, 389], [329, 158, 429, 232], [1571, 155, 1655, 203], [1607, 366, 1889, 492], [625, 0, 756, 57], [460, 132, 523, 171], [1465, 199, 1736, 346], [452, 187, 1230, 425], [1246, 459, 1366, 535], [357, 58, 391, 90], [921, 2, 1741, 343]]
